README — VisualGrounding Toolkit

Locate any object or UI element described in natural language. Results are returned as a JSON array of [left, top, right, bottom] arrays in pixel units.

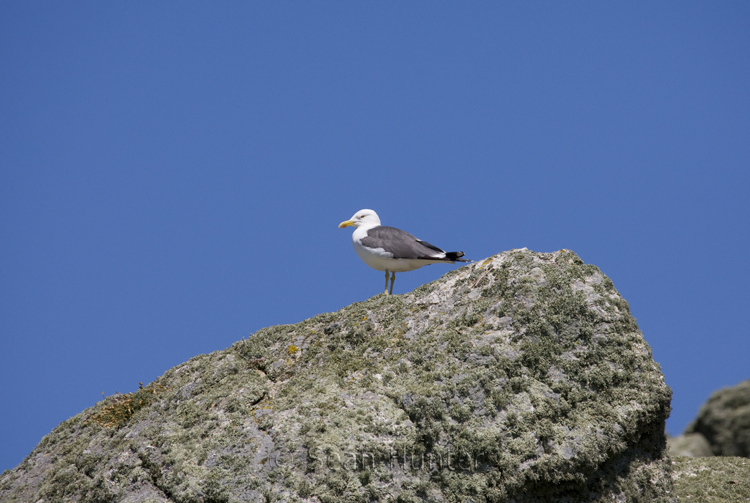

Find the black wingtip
[[446, 251, 471, 263]]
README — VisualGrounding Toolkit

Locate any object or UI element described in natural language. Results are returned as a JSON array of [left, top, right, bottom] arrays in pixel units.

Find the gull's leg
[[384, 270, 390, 295], [389, 272, 396, 295]]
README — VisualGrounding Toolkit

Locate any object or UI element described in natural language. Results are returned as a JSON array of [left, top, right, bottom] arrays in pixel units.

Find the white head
[[338, 209, 381, 229]]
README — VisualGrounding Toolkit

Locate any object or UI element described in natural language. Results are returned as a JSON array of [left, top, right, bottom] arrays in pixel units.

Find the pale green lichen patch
[[0, 249, 675, 503], [672, 456, 750, 502]]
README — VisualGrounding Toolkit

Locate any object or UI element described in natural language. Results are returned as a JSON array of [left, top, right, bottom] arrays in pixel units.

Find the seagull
[[338, 209, 469, 295]]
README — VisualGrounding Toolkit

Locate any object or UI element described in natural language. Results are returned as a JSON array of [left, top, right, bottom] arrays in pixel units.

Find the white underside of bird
[[339, 209, 469, 295]]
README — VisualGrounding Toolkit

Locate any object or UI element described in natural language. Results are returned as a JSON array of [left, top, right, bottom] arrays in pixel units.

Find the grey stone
[[0, 249, 675, 502], [685, 379, 750, 457], [667, 432, 714, 457]]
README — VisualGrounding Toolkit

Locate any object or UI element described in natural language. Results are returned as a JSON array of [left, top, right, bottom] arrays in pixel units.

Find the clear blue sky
[[1, 2, 748, 472]]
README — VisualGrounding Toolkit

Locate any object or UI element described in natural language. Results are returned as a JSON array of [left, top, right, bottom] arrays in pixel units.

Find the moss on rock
[[672, 456, 750, 502], [684, 379, 750, 458], [0, 249, 675, 502]]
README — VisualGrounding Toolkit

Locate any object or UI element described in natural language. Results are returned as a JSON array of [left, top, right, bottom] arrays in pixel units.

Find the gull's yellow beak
[[338, 220, 355, 229]]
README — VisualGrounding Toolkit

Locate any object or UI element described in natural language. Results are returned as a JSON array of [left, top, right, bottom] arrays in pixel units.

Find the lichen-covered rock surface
[[671, 456, 750, 502], [684, 379, 750, 458], [0, 249, 675, 502]]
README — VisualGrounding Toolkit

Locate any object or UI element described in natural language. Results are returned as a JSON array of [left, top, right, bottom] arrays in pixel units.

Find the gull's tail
[[446, 251, 471, 263]]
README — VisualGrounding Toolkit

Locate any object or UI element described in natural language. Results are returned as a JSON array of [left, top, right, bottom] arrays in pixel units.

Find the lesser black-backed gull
[[338, 209, 469, 295]]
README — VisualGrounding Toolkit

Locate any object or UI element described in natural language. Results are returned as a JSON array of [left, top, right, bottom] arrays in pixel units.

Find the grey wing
[[360, 226, 447, 259]]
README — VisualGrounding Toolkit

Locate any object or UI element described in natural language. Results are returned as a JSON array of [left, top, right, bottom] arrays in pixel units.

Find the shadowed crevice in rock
[[0, 249, 676, 503]]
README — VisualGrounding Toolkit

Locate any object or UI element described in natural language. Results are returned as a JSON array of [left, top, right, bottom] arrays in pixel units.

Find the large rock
[[684, 379, 750, 457], [0, 249, 675, 502]]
